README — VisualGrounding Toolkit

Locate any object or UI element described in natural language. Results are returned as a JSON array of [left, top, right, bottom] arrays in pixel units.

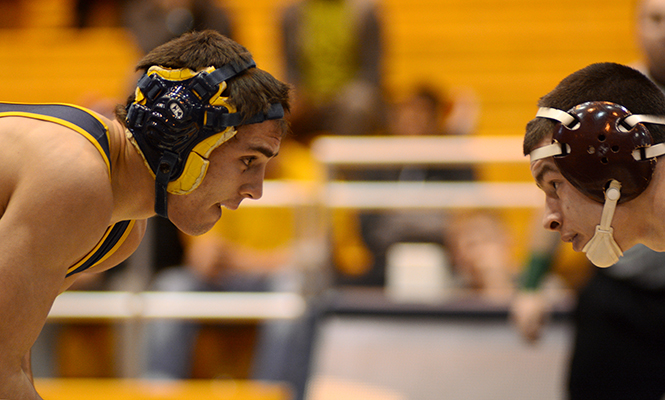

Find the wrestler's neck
[[620, 161, 665, 252], [105, 118, 156, 222]]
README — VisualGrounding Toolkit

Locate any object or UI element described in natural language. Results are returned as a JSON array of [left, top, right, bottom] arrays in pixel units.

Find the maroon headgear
[[529, 101, 665, 203]]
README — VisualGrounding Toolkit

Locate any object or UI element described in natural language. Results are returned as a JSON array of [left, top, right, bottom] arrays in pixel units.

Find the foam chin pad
[[167, 152, 208, 194], [166, 127, 236, 194]]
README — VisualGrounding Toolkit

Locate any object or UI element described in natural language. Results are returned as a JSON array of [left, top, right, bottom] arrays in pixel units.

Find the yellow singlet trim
[[0, 103, 112, 178], [66, 220, 136, 275]]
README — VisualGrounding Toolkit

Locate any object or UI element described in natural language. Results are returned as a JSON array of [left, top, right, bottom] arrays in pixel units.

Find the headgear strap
[[529, 101, 665, 203]]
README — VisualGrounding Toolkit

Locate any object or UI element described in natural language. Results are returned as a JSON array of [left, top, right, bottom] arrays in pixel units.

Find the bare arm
[[510, 291, 551, 343], [0, 151, 113, 398], [0, 211, 62, 398], [509, 216, 560, 342]]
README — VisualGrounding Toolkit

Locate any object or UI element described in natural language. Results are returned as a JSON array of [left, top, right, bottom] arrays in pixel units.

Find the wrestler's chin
[[170, 205, 222, 236]]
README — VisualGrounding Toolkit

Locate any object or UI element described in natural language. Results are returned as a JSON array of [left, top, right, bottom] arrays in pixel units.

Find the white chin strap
[[581, 180, 623, 268]]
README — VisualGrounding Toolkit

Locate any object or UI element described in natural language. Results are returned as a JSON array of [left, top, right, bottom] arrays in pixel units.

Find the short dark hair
[[523, 62, 665, 155], [116, 30, 291, 134]]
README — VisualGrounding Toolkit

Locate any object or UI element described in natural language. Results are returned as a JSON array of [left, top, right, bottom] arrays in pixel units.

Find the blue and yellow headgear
[[126, 59, 284, 218]]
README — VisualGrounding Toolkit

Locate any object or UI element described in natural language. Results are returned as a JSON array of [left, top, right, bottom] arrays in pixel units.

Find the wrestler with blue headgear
[[125, 59, 284, 218], [0, 30, 290, 398]]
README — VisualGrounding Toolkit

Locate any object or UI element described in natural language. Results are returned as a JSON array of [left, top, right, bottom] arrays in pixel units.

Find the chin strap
[[532, 107, 665, 163], [599, 180, 621, 230], [154, 151, 179, 218], [582, 180, 624, 268]]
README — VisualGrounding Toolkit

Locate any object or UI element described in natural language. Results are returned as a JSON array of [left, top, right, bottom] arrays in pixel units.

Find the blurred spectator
[[0, 0, 25, 28], [73, 1, 234, 117], [390, 84, 479, 138], [281, 0, 385, 143], [446, 211, 516, 301], [73, 0, 125, 28], [337, 84, 483, 287], [122, 0, 234, 55]]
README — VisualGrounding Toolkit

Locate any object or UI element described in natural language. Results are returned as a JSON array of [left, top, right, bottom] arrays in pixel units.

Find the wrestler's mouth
[[220, 201, 240, 211], [562, 233, 580, 250]]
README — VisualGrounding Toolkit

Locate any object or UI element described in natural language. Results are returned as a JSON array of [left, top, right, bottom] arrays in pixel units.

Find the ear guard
[[529, 101, 665, 203], [126, 60, 285, 218]]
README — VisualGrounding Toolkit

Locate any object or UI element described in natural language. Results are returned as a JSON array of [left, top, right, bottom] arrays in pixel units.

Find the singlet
[[0, 102, 136, 278]]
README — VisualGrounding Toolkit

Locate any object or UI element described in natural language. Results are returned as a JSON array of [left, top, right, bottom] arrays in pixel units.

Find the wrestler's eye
[[545, 179, 561, 198], [242, 156, 256, 168]]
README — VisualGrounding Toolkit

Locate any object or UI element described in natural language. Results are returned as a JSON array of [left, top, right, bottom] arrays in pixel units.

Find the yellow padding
[[147, 65, 214, 81], [167, 127, 238, 194], [134, 86, 145, 105], [193, 126, 237, 159], [209, 81, 235, 110], [167, 153, 209, 195]]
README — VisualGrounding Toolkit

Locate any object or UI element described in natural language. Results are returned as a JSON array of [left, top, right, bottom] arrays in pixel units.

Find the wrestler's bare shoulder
[[0, 115, 113, 221]]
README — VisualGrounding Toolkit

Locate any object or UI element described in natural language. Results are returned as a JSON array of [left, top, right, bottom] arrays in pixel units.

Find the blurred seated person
[[76, 1, 235, 121], [73, 0, 124, 27], [337, 84, 480, 286], [143, 137, 324, 397], [281, 0, 385, 142], [123, 0, 234, 55], [0, 0, 24, 28], [445, 210, 517, 301]]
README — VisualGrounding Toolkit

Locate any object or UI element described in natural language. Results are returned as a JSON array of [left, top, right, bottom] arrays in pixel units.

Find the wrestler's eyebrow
[[535, 163, 558, 189], [250, 144, 279, 159]]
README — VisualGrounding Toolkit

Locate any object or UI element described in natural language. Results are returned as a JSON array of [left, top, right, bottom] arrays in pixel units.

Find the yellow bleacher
[[0, 0, 641, 137], [35, 378, 290, 400], [0, 27, 139, 104]]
